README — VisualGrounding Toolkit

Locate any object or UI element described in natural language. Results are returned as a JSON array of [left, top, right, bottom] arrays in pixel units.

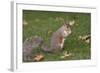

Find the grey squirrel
[[41, 21, 73, 53], [23, 20, 74, 61]]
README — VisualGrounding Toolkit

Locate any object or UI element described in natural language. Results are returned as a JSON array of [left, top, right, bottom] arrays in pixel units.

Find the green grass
[[23, 10, 91, 62]]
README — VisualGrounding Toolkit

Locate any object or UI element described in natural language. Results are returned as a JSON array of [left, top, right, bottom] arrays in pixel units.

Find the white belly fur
[[60, 39, 65, 48]]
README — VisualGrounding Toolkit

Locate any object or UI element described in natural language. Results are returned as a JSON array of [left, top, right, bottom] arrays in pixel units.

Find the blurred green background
[[23, 10, 91, 62]]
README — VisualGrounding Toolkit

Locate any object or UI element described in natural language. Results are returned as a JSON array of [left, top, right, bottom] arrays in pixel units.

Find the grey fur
[[23, 36, 43, 61]]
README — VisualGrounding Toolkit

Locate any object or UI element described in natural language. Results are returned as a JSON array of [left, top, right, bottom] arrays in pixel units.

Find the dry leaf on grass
[[69, 20, 75, 26], [33, 54, 44, 61], [23, 20, 28, 25], [85, 39, 90, 44], [60, 51, 73, 59], [78, 34, 90, 44]]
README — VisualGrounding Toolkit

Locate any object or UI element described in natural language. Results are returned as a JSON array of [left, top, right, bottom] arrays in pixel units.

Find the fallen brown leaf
[[23, 20, 28, 25], [33, 54, 44, 61], [60, 51, 73, 59]]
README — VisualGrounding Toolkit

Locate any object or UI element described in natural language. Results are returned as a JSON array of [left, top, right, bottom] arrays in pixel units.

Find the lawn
[[23, 10, 91, 62]]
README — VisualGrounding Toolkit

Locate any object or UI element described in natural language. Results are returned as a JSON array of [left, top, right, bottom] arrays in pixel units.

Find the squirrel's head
[[61, 20, 75, 37]]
